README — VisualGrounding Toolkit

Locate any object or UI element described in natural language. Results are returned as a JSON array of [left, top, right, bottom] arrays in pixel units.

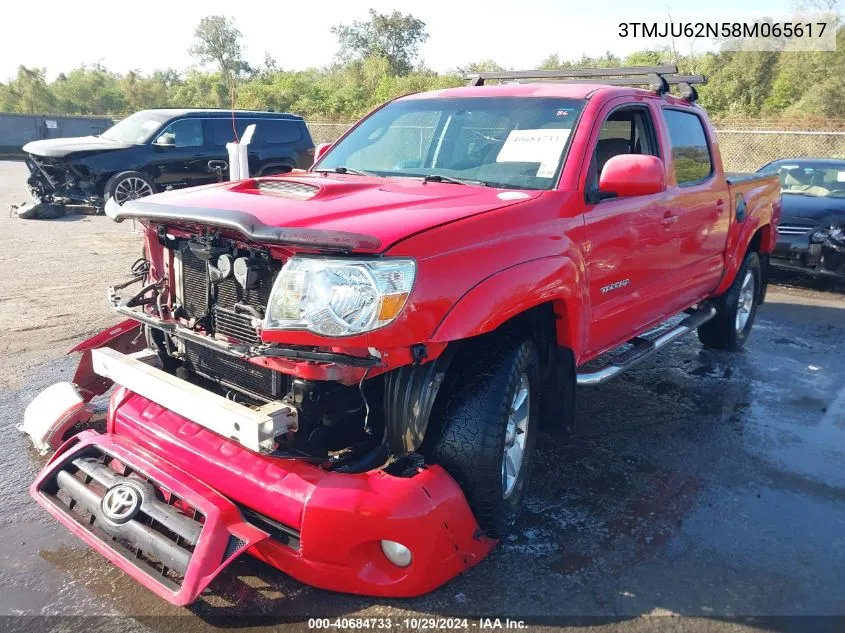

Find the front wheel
[[425, 338, 540, 538], [698, 251, 761, 351], [104, 171, 155, 206]]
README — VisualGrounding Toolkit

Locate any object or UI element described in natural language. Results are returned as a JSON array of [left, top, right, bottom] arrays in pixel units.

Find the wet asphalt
[[1, 161, 844, 632]]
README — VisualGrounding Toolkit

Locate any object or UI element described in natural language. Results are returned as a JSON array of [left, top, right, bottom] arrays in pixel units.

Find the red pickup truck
[[21, 66, 780, 606]]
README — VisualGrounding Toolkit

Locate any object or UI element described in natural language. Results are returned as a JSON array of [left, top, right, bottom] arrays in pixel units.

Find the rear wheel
[[105, 171, 154, 206], [698, 251, 761, 351], [425, 338, 540, 538]]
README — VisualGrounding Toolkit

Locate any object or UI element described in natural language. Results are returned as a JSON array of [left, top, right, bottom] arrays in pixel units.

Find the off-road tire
[[698, 251, 761, 351], [425, 338, 540, 538], [104, 171, 155, 206]]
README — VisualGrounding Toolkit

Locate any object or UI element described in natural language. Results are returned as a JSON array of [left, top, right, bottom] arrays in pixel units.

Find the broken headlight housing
[[811, 225, 845, 247], [264, 257, 416, 336]]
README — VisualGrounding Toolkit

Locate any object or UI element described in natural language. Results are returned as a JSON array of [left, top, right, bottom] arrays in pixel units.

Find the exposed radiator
[[214, 274, 275, 345], [180, 248, 210, 318], [183, 340, 287, 402], [179, 246, 280, 344]]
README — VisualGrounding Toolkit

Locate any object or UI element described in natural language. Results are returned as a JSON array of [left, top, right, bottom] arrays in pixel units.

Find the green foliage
[[3, 66, 56, 114], [331, 9, 429, 76], [459, 59, 506, 74], [51, 65, 124, 114], [170, 70, 229, 109], [1, 15, 843, 122], [624, 49, 673, 67], [189, 15, 251, 86], [539, 51, 623, 70]]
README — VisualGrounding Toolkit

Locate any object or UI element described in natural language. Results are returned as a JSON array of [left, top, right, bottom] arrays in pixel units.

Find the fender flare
[[714, 220, 774, 297], [430, 257, 586, 354]]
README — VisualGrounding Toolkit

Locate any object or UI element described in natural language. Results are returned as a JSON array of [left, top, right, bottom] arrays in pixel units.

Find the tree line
[[1, 11, 843, 123]]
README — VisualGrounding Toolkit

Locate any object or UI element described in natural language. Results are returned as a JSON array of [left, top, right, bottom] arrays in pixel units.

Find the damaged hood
[[108, 173, 541, 252], [23, 135, 133, 158], [781, 192, 845, 223]]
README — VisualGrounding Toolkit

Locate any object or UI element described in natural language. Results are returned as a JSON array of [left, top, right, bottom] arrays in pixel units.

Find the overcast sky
[[0, 0, 801, 81]]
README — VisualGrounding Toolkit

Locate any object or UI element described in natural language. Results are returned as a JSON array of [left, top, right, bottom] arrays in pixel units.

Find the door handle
[[208, 160, 228, 183], [661, 213, 678, 227]]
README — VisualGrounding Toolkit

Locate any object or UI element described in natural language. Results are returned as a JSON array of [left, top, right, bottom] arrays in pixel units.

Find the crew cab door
[[204, 118, 261, 180], [149, 118, 210, 190], [581, 102, 677, 356], [660, 108, 730, 304]]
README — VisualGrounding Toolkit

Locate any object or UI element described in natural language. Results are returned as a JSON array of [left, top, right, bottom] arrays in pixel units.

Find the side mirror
[[312, 142, 332, 166], [598, 154, 665, 199], [153, 134, 175, 148]]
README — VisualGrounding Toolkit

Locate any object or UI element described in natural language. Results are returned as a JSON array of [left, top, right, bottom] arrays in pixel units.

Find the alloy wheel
[[113, 177, 153, 205], [502, 373, 530, 499], [735, 270, 756, 332]]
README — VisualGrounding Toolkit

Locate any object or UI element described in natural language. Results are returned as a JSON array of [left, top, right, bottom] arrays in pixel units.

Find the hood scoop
[[255, 180, 319, 201]]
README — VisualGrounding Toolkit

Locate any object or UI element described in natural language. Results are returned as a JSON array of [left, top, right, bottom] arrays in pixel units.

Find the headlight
[[264, 257, 416, 336], [810, 228, 830, 244]]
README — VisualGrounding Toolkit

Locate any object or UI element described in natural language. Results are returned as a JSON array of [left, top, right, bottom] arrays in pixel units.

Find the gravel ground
[[1, 160, 844, 633], [0, 162, 139, 389]]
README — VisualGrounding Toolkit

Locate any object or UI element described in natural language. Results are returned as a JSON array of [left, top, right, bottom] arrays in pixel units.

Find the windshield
[[101, 111, 172, 144], [317, 96, 585, 190], [759, 160, 845, 198]]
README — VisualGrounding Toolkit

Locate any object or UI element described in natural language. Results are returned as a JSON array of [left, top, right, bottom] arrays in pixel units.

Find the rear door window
[[206, 119, 252, 147], [260, 120, 303, 145], [663, 109, 713, 185]]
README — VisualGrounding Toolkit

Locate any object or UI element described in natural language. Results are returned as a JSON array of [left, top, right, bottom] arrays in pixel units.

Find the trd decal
[[601, 279, 630, 294]]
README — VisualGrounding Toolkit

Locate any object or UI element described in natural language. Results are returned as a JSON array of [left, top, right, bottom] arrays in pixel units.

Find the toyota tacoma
[[21, 66, 781, 606]]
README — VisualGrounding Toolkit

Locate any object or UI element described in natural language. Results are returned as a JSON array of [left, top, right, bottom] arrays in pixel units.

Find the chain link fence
[[306, 121, 845, 174], [307, 122, 354, 145], [715, 130, 845, 172]]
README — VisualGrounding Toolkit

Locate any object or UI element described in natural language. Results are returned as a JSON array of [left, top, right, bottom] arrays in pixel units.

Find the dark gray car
[[21, 109, 315, 212], [758, 158, 845, 278]]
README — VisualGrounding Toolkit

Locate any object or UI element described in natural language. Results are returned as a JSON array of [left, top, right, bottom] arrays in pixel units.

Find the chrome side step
[[576, 306, 716, 386]]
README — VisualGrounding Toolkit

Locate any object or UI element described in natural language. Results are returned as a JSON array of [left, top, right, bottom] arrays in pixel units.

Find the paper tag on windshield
[[535, 161, 557, 178], [837, 171, 845, 183], [496, 129, 570, 178]]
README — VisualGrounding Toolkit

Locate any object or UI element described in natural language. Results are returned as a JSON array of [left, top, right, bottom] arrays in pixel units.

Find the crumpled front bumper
[[31, 430, 269, 605], [30, 388, 495, 605], [773, 221, 845, 277], [25, 154, 100, 206]]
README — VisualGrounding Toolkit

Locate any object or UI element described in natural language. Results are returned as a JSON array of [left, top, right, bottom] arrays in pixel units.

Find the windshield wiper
[[422, 174, 486, 186], [314, 166, 376, 177]]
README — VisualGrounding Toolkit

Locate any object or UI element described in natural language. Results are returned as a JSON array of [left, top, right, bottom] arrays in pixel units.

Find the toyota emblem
[[101, 483, 142, 524]]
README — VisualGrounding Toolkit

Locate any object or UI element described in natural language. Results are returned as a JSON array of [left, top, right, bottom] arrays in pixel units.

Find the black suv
[[22, 109, 315, 209]]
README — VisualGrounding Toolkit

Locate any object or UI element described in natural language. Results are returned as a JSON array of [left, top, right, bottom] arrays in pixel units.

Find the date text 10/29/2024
[[307, 618, 528, 630]]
